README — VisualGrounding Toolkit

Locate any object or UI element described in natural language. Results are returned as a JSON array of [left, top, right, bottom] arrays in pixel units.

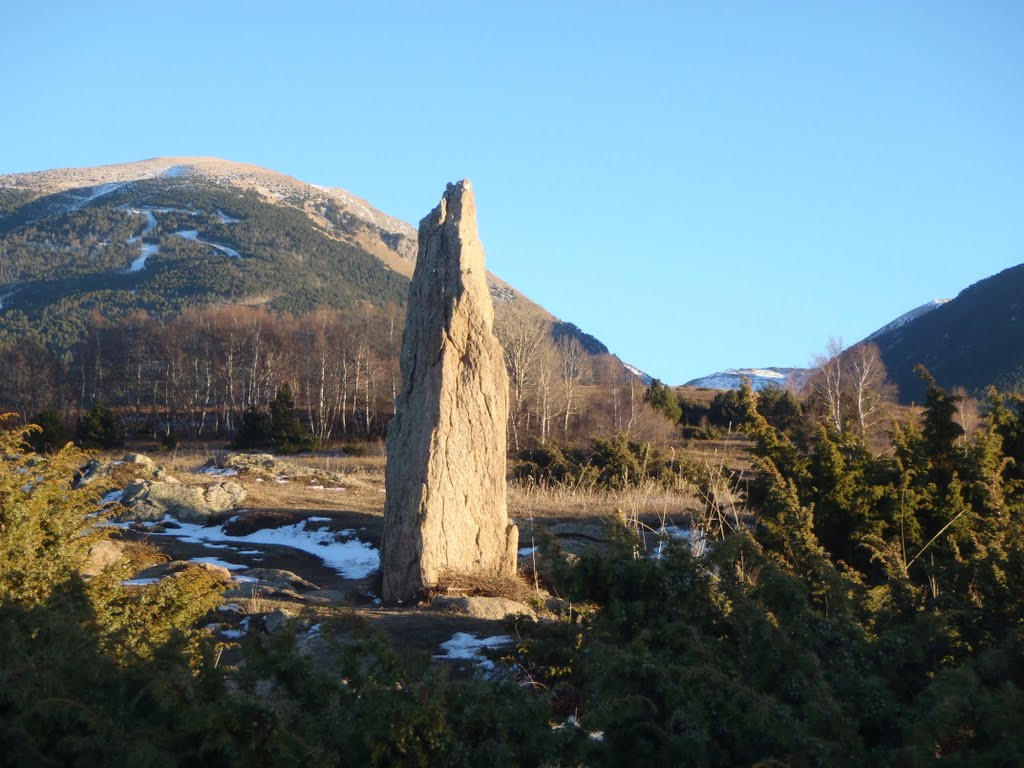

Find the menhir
[[381, 180, 518, 602]]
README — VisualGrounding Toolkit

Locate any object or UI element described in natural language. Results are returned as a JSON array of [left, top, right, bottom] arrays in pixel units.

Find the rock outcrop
[[213, 452, 348, 487], [382, 180, 518, 602], [119, 479, 247, 522]]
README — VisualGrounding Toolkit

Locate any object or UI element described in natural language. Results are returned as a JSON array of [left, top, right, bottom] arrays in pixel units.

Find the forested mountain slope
[[0, 158, 554, 349], [867, 264, 1024, 403]]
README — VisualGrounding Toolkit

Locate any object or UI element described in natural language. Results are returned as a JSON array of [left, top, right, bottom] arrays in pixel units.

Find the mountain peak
[[2, 156, 414, 233]]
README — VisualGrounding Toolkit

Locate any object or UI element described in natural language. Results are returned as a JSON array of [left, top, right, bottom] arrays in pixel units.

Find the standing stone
[[382, 180, 518, 602]]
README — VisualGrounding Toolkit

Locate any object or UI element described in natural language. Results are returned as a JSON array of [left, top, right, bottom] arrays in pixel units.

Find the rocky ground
[[79, 448, 683, 675]]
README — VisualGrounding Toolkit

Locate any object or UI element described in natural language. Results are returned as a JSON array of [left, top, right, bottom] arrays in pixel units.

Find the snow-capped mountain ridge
[[684, 368, 810, 392], [864, 299, 950, 343]]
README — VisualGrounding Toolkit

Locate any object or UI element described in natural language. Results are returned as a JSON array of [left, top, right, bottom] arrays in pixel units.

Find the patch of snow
[[434, 632, 513, 673], [162, 165, 190, 178], [649, 525, 707, 559], [175, 229, 242, 258], [121, 578, 159, 586], [128, 209, 158, 235], [100, 489, 124, 505], [142, 515, 378, 579], [0, 289, 15, 310], [306, 517, 332, 523], [864, 299, 951, 342], [518, 546, 538, 556], [684, 367, 810, 392], [554, 715, 604, 742], [128, 243, 159, 272], [215, 209, 241, 224], [69, 182, 126, 208], [198, 466, 238, 477], [623, 363, 653, 385], [191, 556, 247, 571]]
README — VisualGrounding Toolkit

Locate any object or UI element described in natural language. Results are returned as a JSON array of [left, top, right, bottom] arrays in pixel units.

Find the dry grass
[[673, 435, 756, 474], [508, 477, 703, 522], [429, 570, 542, 605]]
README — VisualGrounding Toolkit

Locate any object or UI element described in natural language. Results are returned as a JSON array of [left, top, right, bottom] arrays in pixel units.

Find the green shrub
[[26, 409, 70, 453], [74, 400, 122, 450]]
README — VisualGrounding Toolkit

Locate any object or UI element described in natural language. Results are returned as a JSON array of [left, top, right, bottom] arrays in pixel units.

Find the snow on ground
[[215, 209, 241, 224], [685, 367, 808, 392], [518, 546, 538, 556], [122, 209, 160, 272], [191, 556, 248, 571], [865, 299, 951, 341], [0, 290, 14, 310], [175, 229, 242, 258], [162, 165, 190, 178], [128, 243, 160, 272], [648, 524, 707, 558], [70, 182, 126, 207], [100, 489, 125, 505], [142, 515, 379, 579], [622, 363, 653, 385], [434, 632, 514, 673], [122, 578, 160, 586], [128, 209, 158, 235], [197, 466, 238, 477]]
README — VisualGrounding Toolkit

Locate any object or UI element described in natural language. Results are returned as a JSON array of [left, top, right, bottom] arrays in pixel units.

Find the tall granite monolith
[[381, 180, 518, 602]]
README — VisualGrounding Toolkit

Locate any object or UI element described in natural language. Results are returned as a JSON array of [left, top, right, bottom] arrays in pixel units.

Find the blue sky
[[3, 1, 1022, 384]]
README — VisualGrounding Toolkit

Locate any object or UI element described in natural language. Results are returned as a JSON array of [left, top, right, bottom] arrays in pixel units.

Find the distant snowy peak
[[864, 299, 950, 342], [684, 367, 810, 392]]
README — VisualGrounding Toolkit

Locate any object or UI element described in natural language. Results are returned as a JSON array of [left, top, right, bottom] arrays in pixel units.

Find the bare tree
[[494, 304, 549, 450], [809, 338, 897, 441], [846, 342, 896, 438], [951, 386, 980, 444], [557, 335, 590, 441], [812, 337, 845, 433]]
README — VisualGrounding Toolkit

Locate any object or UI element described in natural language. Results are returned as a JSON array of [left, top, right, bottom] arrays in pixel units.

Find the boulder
[[120, 479, 247, 522], [80, 538, 126, 577], [217, 452, 347, 487], [382, 181, 518, 602], [264, 607, 299, 634], [302, 588, 349, 605], [134, 559, 233, 582], [430, 595, 536, 621], [76, 452, 167, 488], [240, 567, 319, 592]]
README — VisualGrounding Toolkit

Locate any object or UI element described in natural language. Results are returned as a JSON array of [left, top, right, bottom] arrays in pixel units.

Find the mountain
[[683, 367, 811, 392], [0, 158, 576, 350], [863, 299, 950, 342], [866, 264, 1024, 403]]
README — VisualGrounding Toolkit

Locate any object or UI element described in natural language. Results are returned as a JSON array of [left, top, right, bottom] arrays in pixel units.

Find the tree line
[[0, 305, 401, 445], [0, 301, 652, 449]]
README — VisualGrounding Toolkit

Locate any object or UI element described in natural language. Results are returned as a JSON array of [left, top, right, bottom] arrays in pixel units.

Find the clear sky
[[3, 1, 1022, 384]]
